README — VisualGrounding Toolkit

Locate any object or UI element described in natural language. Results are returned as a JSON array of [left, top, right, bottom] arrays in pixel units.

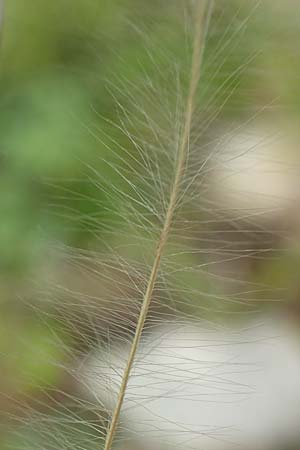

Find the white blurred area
[[210, 124, 300, 228], [200, 123, 300, 285], [81, 315, 300, 450]]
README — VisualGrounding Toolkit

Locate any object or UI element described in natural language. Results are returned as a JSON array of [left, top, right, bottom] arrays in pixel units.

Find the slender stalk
[[103, 2, 213, 449]]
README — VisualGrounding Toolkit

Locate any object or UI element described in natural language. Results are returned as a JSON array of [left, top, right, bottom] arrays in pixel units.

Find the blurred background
[[1, 1, 300, 449]]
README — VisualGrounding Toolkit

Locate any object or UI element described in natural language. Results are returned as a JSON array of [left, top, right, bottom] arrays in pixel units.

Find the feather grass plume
[[102, 3, 213, 449], [3, 1, 300, 450]]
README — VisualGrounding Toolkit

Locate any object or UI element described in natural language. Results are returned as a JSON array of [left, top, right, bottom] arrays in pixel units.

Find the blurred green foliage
[[1, 0, 180, 273]]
